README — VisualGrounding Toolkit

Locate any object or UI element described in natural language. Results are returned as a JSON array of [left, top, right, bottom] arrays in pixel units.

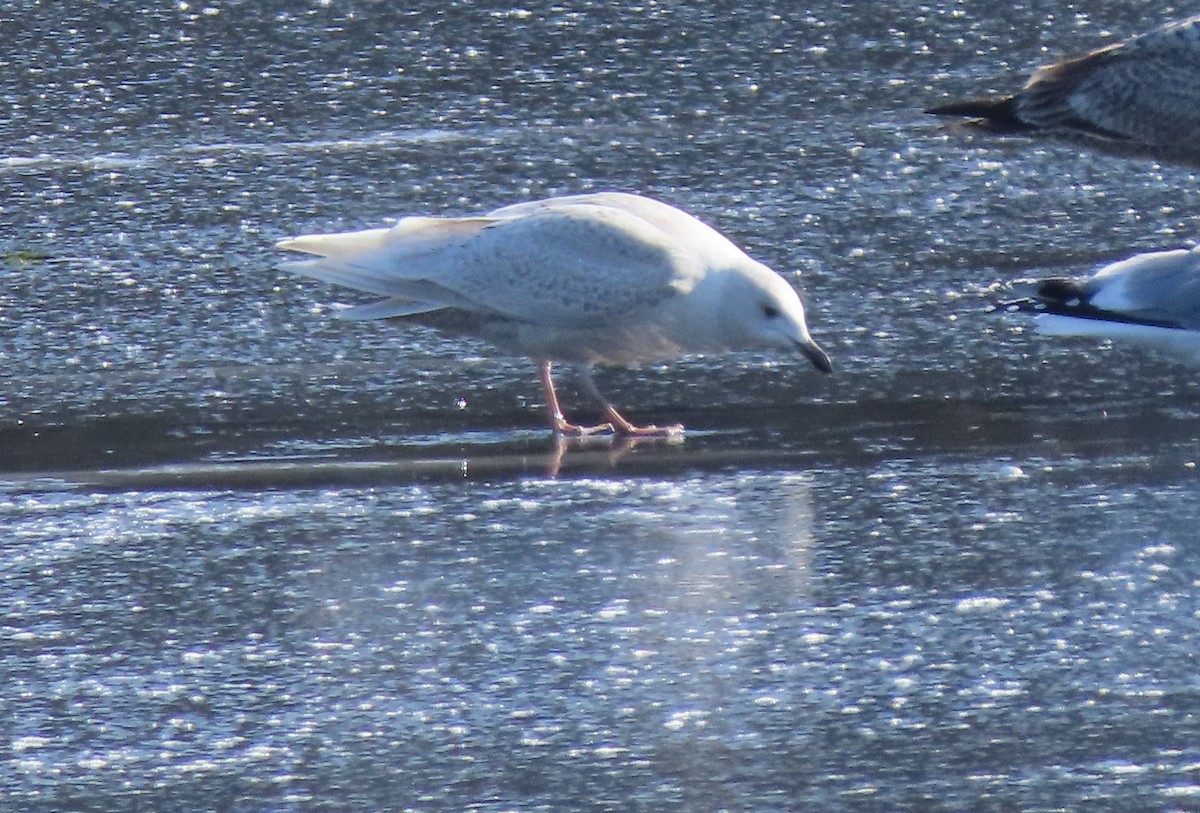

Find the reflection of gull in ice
[[604, 474, 816, 723], [541, 433, 684, 477], [277, 192, 831, 437], [927, 16, 1200, 163], [1001, 246, 1200, 357], [612, 473, 816, 606]]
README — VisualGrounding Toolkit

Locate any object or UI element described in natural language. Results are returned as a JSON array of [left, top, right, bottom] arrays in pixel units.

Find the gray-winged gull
[[276, 192, 832, 436], [927, 15, 1200, 161], [1002, 246, 1200, 357]]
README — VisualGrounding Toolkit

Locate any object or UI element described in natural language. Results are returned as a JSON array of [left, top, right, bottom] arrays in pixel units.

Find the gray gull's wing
[[1008, 248, 1200, 332], [927, 15, 1200, 154], [1082, 247, 1200, 329]]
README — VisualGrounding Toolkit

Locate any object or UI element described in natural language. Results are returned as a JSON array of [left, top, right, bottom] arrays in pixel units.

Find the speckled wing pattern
[[281, 202, 698, 329], [1021, 15, 1200, 143], [404, 204, 695, 328], [488, 192, 748, 268]]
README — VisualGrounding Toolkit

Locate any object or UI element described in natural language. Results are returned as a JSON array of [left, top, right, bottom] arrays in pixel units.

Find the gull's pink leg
[[580, 367, 684, 438], [537, 360, 613, 436]]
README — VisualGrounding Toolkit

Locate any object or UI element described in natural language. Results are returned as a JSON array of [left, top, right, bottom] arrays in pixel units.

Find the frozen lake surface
[[4, 1, 1200, 811]]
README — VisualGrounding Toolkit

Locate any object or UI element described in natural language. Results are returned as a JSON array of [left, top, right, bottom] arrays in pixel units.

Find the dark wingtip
[[993, 278, 1182, 329], [990, 278, 1083, 317], [925, 95, 1031, 132], [1035, 277, 1085, 302]]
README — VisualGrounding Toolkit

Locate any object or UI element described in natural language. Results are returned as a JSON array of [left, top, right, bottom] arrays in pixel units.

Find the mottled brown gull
[[927, 16, 1200, 162], [276, 192, 831, 436], [1002, 246, 1200, 358]]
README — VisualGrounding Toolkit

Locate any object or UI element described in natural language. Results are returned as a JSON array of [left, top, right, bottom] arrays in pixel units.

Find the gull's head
[[714, 262, 833, 373]]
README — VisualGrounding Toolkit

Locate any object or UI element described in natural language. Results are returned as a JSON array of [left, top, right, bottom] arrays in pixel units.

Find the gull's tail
[[994, 278, 1185, 331], [276, 216, 497, 317]]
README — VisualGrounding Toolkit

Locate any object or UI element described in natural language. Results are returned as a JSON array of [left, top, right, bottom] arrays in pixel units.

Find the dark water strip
[[3, 397, 1198, 491]]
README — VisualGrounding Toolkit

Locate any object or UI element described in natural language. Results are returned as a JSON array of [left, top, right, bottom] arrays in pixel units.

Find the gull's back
[[1019, 16, 1200, 145]]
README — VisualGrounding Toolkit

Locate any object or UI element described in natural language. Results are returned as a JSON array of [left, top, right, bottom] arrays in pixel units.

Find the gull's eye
[[761, 304, 781, 319]]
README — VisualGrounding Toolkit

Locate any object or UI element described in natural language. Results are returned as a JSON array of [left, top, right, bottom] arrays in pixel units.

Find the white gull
[[276, 192, 832, 436]]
